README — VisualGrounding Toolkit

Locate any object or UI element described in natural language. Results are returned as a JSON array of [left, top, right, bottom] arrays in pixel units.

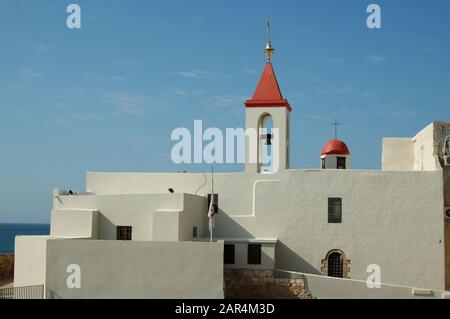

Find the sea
[[0, 224, 50, 254]]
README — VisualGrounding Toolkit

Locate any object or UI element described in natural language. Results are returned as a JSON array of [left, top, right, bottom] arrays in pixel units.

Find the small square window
[[116, 226, 132, 240], [224, 244, 235, 265], [247, 244, 262, 265], [328, 198, 342, 223]]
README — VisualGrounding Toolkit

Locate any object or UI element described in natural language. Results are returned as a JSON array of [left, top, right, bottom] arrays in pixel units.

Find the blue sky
[[0, 0, 449, 222]]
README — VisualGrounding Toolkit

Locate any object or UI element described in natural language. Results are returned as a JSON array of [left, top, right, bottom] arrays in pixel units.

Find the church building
[[13, 21, 450, 299]]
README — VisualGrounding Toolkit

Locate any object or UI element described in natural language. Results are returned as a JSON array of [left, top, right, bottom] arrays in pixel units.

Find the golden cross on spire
[[264, 16, 275, 62]]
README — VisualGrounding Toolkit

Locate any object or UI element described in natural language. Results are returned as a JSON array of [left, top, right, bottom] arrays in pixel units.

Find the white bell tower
[[244, 17, 291, 174]]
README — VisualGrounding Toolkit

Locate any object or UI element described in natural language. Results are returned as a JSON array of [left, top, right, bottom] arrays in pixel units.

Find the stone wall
[[224, 269, 312, 299], [0, 254, 14, 279]]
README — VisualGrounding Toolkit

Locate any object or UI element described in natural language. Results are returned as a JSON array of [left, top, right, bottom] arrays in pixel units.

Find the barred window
[[328, 252, 344, 278], [224, 244, 235, 265], [328, 198, 342, 223], [247, 244, 262, 265], [116, 226, 132, 240]]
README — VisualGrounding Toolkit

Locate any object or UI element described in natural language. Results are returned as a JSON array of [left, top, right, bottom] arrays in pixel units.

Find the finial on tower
[[264, 16, 275, 62]]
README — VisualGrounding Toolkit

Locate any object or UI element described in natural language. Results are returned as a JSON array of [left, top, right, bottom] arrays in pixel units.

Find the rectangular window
[[224, 244, 235, 265], [207, 194, 219, 214], [247, 244, 262, 265], [328, 198, 342, 223], [337, 157, 346, 169], [192, 226, 198, 238], [116, 226, 132, 240]]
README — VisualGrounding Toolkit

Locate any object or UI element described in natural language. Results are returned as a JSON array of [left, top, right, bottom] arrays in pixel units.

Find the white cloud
[[368, 55, 385, 63], [109, 92, 146, 115], [54, 100, 70, 108], [176, 69, 212, 79], [359, 92, 374, 97], [50, 113, 99, 125], [385, 110, 416, 119], [108, 92, 169, 116], [335, 86, 353, 94], [329, 58, 344, 64], [18, 68, 42, 79], [115, 59, 139, 67], [317, 85, 353, 95], [37, 45, 48, 52], [14, 109, 31, 115], [159, 87, 207, 98], [204, 94, 246, 109], [53, 96, 71, 108], [244, 69, 257, 75], [66, 113, 99, 121], [83, 72, 126, 81], [126, 137, 147, 146]]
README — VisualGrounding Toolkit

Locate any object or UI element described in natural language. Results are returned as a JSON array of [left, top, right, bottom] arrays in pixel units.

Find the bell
[[261, 133, 272, 146]]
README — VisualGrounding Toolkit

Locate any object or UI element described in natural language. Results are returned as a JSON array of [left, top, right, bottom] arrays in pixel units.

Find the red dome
[[321, 140, 350, 156]]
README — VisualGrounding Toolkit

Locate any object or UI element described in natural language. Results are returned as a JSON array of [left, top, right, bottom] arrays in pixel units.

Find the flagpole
[[210, 165, 214, 242]]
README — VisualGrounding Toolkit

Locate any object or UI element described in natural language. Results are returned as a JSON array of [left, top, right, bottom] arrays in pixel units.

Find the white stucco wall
[[51, 193, 206, 241], [286, 272, 449, 299], [412, 123, 439, 171], [45, 240, 224, 299], [383, 122, 450, 171], [51, 209, 98, 239], [152, 210, 180, 241], [179, 194, 208, 240], [85, 169, 446, 290], [14, 236, 49, 287], [382, 138, 413, 171]]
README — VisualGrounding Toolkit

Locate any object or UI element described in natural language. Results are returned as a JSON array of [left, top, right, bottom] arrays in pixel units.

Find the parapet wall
[[45, 239, 224, 299]]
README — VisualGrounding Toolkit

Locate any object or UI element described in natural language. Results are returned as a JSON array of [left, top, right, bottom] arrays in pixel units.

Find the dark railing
[[0, 285, 44, 299]]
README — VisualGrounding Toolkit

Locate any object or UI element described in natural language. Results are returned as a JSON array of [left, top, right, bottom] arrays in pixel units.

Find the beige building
[[14, 37, 450, 299]]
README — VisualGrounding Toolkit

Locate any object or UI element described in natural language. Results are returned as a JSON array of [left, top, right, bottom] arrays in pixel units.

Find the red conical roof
[[321, 140, 350, 156], [245, 62, 291, 111]]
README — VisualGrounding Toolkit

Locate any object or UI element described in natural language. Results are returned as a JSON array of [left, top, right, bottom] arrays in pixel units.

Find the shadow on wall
[[215, 208, 254, 238], [98, 213, 117, 240], [216, 209, 322, 276], [275, 242, 322, 275], [48, 290, 62, 299]]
